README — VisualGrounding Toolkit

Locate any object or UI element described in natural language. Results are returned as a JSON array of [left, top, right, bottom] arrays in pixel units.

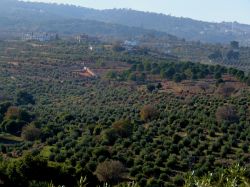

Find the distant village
[[74, 34, 99, 43], [21, 32, 140, 49], [22, 32, 58, 42]]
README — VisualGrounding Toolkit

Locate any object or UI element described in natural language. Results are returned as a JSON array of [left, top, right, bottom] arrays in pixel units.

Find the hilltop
[[1, 0, 250, 45]]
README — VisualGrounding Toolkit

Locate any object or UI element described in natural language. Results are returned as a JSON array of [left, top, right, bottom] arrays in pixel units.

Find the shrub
[[92, 147, 110, 158], [94, 160, 126, 184], [21, 124, 41, 141], [215, 105, 239, 123], [112, 120, 133, 138], [15, 91, 35, 105], [140, 105, 159, 122], [101, 129, 118, 145], [173, 175, 185, 186], [4, 106, 30, 121]]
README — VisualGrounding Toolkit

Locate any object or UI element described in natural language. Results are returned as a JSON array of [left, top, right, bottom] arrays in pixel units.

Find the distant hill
[[0, 0, 177, 40], [88, 9, 250, 45], [1, 0, 250, 45]]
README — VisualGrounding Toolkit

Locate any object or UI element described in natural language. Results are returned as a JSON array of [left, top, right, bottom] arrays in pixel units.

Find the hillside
[[83, 9, 250, 45], [1, 1, 250, 186], [0, 1, 175, 40], [2, 0, 250, 73], [0, 38, 250, 186], [1, 0, 250, 45]]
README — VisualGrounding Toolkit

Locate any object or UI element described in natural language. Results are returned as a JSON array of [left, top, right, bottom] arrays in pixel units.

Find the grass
[[40, 146, 53, 158], [0, 133, 23, 144]]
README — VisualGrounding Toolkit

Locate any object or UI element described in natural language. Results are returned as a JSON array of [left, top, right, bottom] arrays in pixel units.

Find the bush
[[15, 91, 35, 105], [4, 106, 31, 122], [1, 107, 34, 135], [21, 124, 41, 141], [94, 160, 126, 184], [0, 102, 11, 116], [140, 105, 159, 122], [112, 119, 133, 138], [92, 147, 110, 158], [101, 129, 118, 145], [215, 105, 239, 123], [173, 175, 185, 186]]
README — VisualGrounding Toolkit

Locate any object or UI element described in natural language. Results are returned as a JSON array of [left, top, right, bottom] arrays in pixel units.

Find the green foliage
[[110, 60, 247, 84], [15, 91, 35, 105], [101, 129, 118, 145], [230, 41, 239, 49], [4, 106, 31, 121], [0, 102, 10, 113], [208, 50, 223, 61], [112, 120, 133, 138], [184, 164, 250, 187], [21, 123, 41, 141], [1, 119, 26, 136], [173, 175, 185, 186], [140, 105, 159, 122], [0, 106, 33, 135], [4, 153, 48, 186], [106, 71, 118, 80], [78, 176, 88, 187], [0, 39, 250, 187], [227, 50, 240, 61]]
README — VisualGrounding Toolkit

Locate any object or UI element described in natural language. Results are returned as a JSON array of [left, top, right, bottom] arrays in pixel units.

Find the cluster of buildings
[[75, 34, 99, 43], [123, 40, 138, 51], [22, 32, 58, 42]]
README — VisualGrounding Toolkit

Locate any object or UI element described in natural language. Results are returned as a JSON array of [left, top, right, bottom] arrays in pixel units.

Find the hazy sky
[[24, 0, 250, 24]]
